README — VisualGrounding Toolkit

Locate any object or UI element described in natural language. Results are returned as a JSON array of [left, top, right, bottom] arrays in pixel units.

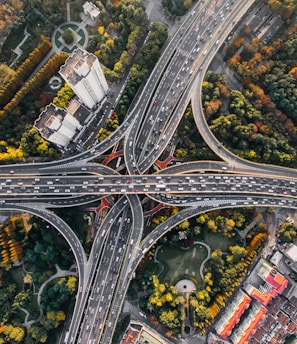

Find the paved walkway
[[154, 241, 211, 282], [51, 20, 89, 54], [143, 0, 182, 37], [10, 26, 31, 67], [20, 264, 77, 329]]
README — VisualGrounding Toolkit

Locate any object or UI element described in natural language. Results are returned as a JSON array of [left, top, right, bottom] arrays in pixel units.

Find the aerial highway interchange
[[0, 0, 294, 343]]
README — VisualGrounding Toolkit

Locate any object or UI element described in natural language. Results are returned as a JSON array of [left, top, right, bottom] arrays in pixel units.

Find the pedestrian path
[[20, 264, 77, 329], [10, 26, 31, 67]]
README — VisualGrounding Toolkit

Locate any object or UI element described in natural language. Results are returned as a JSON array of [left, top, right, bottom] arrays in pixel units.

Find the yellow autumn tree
[[66, 276, 77, 293]]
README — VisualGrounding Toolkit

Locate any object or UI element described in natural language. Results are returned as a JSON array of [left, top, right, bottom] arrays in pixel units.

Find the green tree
[[62, 28, 75, 44]]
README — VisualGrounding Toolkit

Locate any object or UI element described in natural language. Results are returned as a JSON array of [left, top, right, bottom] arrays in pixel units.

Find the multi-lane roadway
[[0, 0, 294, 343]]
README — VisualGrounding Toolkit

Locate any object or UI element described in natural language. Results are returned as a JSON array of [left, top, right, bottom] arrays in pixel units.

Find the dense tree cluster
[[52, 84, 75, 109], [265, 0, 297, 20], [40, 276, 77, 312], [116, 22, 168, 117], [0, 1, 24, 42], [24, 217, 74, 286], [20, 126, 60, 159], [175, 104, 219, 161], [26, 0, 72, 25], [0, 216, 26, 264], [190, 225, 267, 335], [141, 207, 268, 336], [162, 0, 194, 18], [96, 112, 120, 142], [88, 0, 149, 75], [0, 36, 52, 108], [147, 275, 185, 336], [278, 221, 297, 242], [217, 16, 297, 168], [2, 52, 68, 116], [62, 28, 75, 44], [0, 52, 67, 161], [202, 72, 297, 167], [0, 215, 76, 343]]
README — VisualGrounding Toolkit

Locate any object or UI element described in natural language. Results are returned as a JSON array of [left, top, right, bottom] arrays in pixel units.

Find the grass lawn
[[27, 294, 40, 321], [8, 266, 24, 291], [156, 244, 208, 286], [61, 23, 79, 31], [203, 232, 237, 252], [15, 309, 26, 323], [1, 25, 25, 62]]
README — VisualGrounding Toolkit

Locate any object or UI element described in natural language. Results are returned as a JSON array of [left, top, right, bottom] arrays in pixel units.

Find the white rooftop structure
[[83, 2, 100, 20], [285, 244, 297, 262], [34, 104, 82, 148], [270, 251, 283, 267], [59, 47, 109, 109]]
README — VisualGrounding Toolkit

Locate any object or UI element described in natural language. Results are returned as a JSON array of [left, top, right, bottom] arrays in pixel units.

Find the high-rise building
[[59, 47, 109, 109], [34, 104, 82, 148]]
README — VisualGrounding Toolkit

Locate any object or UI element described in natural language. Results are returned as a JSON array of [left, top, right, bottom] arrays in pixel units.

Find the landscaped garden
[[156, 244, 208, 285], [0, 215, 78, 343], [203, 231, 237, 252], [133, 207, 269, 337]]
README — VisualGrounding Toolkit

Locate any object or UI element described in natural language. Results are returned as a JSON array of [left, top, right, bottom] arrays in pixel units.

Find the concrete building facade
[[59, 47, 109, 109], [34, 104, 82, 148]]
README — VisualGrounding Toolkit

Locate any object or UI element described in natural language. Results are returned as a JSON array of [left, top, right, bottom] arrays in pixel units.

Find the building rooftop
[[266, 295, 285, 315], [121, 326, 139, 344], [231, 303, 267, 344], [284, 244, 297, 262], [257, 261, 288, 294], [83, 1, 100, 19], [253, 325, 267, 342], [270, 251, 283, 266], [119, 321, 171, 344], [65, 98, 91, 125], [34, 104, 66, 139], [215, 290, 251, 339], [261, 313, 276, 331], [59, 47, 96, 86], [207, 332, 231, 344], [287, 320, 297, 334]]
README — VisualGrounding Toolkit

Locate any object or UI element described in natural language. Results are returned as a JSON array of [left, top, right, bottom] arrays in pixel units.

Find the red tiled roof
[[253, 326, 267, 340], [236, 306, 267, 344], [277, 311, 290, 326], [248, 286, 278, 306], [287, 321, 297, 334], [120, 328, 139, 344], [271, 327, 286, 342], [262, 314, 276, 331], [266, 295, 284, 315], [265, 271, 288, 294], [218, 295, 251, 338]]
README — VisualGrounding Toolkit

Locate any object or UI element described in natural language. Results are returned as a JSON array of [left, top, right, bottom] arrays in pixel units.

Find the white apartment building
[[59, 47, 109, 109], [34, 104, 82, 148]]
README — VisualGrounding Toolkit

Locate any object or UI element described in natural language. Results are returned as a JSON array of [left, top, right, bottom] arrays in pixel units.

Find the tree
[[278, 222, 297, 242], [159, 310, 179, 329], [229, 245, 247, 263], [28, 326, 47, 343], [66, 276, 77, 293], [179, 220, 190, 230], [62, 28, 75, 44], [2, 324, 25, 343], [207, 219, 217, 232]]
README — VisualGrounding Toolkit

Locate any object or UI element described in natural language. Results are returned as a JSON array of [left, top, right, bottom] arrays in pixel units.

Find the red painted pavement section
[[144, 203, 168, 217], [102, 150, 124, 165]]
